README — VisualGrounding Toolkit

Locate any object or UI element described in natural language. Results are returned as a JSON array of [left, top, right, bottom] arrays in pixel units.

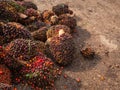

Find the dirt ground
[[23, 0, 120, 90]]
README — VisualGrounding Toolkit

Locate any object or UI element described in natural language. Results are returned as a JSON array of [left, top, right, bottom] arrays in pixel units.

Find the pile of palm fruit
[[0, 0, 92, 89]]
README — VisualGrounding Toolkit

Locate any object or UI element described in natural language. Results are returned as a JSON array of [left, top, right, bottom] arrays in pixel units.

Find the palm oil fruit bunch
[[41, 10, 58, 25], [8, 1, 26, 13], [48, 30, 76, 66], [52, 3, 77, 31], [58, 14, 77, 30], [24, 8, 41, 19], [4, 39, 47, 69], [18, 9, 42, 26], [0, 64, 11, 86], [0, 2, 19, 22], [46, 25, 71, 39], [0, 2, 79, 89], [52, 3, 73, 16], [2, 22, 32, 43], [20, 52, 61, 89]]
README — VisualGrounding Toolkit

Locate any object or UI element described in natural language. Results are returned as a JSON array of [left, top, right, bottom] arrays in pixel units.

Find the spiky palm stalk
[[49, 32, 76, 66], [46, 25, 71, 39], [4, 39, 47, 69], [52, 3, 73, 16], [31, 27, 48, 42], [27, 21, 47, 32], [58, 14, 77, 30], [20, 52, 61, 89], [0, 2, 19, 22], [0, 64, 11, 85], [2, 22, 32, 43]]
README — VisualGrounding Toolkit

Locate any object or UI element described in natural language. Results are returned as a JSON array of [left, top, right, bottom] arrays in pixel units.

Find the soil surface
[[20, 0, 120, 90]]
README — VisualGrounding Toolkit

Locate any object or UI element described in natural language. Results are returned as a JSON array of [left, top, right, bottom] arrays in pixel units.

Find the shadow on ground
[[65, 26, 101, 72]]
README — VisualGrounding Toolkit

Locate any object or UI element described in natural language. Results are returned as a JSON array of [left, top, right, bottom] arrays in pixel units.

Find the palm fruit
[[8, 1, 26, 13], [27, 21, 47, 32], [41, 10, 58, 25], [58, 14, 77, 30], [18, 13, 36, 26], [49, 30, 76, 66], [81, 48, 95, 59], [20, 52, 61, 89], [18, 8, 42, 26], [4, 39, 47, 69], [2, 22, 32, 43], [21, 8, 41, 25], [24, 8, 41, 20], [52, 3, 73, 16], [0, 2, 19, 22], [31, 27, 48, 42], [46, 25, 71, 39], [17, 1, 38, 10], [18, 8, 41, 26], [0, 64, 11, 85]]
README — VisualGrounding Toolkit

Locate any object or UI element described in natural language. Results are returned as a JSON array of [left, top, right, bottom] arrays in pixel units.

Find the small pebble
[[100, 76, 105, 81], [64, 74, 68, 78], [64, 85, 67, 89], [76, 78, 81, 83], [115, 64, 119, 68]]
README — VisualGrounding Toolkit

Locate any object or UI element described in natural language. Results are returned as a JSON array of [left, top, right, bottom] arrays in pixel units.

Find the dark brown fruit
[[2, 22, 32, 43], [49, 32, 76, 66], [27, 21, 47, 32], [52, 3, 73, 16], [41, 10, 58, 25], [0, 2, 19, 22], [24, 8, 41, 20], [58, 14, 77, 30], [47, 25, 71, 39], [31, 27, 48, 42]]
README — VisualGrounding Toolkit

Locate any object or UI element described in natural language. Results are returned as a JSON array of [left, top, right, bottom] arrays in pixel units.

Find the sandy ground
[[22, 0, 120, 90]]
